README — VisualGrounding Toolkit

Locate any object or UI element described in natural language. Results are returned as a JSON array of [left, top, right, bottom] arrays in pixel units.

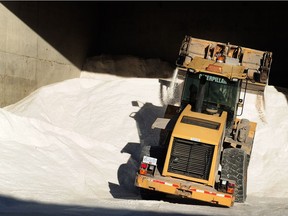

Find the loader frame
[[135, 36, 272, 207]]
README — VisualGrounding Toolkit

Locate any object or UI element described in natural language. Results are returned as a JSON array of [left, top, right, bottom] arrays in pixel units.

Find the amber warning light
[[206, 64, 222, 73]]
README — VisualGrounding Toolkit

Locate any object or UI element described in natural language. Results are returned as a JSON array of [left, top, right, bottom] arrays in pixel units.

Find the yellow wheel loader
[[135, 36, 272, 207]]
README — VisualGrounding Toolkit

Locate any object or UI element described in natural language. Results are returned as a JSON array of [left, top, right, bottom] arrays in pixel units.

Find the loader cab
[[180, 71, 241, 131]]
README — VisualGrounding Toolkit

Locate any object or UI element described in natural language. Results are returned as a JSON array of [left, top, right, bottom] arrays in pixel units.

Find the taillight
[[219, 179, 236, 194], [139, 169, 147, 175], [139, 156, 157, 176], [140, 163, 148, 169], [139, 162, 156, 176], [139, 162, 148, 175], [227, 182, 236, 194]]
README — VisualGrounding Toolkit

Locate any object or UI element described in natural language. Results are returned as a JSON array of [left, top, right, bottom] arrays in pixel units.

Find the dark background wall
[[3, 1, 288, 88]]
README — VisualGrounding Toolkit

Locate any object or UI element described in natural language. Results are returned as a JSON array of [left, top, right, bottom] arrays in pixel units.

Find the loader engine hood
[[162, 104, 227, 186]]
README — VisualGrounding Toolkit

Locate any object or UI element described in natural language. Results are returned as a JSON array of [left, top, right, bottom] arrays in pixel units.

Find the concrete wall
[[0, 2, 95, 107]]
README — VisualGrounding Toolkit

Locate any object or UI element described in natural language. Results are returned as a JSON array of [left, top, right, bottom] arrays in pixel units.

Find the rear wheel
[[221, 148, 248, 202], [139, 145, 151, 162]]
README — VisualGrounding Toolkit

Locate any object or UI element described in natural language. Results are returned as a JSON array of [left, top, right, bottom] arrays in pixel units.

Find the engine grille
[[168, 138, 214, 180]]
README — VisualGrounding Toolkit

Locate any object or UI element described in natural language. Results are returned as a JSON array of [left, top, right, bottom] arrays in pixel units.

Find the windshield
[[181, 72, 240, 127]]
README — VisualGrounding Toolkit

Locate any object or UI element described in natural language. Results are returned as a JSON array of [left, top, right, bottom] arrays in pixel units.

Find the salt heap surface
[[2, 72, 288, 202]]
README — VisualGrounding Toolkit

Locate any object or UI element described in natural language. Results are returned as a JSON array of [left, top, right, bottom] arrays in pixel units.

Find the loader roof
[[185, 56, 247, 81]]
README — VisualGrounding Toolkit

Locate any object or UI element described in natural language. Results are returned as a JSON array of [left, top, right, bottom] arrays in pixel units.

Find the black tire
[[221, 148, 248, 202], [139, 145, 151, 162]]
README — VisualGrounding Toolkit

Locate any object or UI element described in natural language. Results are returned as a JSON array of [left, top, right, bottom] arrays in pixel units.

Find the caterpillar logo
[[199, 74, 227, 84]]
